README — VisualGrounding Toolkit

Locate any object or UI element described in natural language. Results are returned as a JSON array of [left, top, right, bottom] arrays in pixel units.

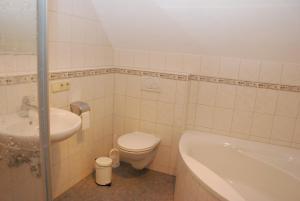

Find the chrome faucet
[[19, 96, 38, 117]]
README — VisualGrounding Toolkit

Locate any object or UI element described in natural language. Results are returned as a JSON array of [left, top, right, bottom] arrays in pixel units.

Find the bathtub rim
[[179, 131, 246, 201]]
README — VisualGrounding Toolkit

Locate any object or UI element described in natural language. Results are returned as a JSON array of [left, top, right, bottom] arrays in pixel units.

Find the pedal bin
[[95, 157, 112, 186]]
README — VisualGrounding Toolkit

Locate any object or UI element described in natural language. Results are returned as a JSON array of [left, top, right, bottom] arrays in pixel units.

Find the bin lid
[[96, 157, 112, 167]]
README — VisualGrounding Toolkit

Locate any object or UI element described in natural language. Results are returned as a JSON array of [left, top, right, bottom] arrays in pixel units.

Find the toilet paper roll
[[81, 111, 90, 130]]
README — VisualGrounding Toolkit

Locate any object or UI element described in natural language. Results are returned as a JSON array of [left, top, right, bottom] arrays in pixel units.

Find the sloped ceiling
[[92, 0, 300, 62]]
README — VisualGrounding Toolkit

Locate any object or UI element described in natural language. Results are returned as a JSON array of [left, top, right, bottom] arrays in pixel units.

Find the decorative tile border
[[189, 75, 300, 92], [0, 67, 299, 92]]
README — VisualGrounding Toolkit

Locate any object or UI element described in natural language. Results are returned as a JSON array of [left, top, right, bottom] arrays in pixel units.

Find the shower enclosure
[[0, 0, 51, 201]]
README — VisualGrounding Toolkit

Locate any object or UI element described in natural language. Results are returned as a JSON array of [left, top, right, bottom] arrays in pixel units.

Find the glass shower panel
[[0, 0, 45, 201]]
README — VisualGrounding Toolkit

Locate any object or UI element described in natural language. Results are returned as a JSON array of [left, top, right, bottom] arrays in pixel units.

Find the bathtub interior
[[180, 132, 300, 201]]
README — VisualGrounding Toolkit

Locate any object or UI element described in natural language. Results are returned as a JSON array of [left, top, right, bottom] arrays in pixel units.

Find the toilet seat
[[117, 131, 160, 153]]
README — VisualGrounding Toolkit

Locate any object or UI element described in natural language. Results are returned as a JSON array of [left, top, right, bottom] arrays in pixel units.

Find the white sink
[[0, 108, 81, 143]]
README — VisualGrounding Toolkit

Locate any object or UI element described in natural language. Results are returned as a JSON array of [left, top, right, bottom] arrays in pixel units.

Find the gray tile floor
[[55, 162, 175, 201]]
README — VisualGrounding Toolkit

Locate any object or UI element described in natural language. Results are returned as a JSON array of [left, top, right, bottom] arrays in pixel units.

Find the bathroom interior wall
[[107, 1, 300, 175], [0, 0, 300, 198], [112, 48, 300, 175], [48, 0, 114, 197], [113, 72, 188, 175], [0, 0, 114, 199], [48, 0, 300, 196]]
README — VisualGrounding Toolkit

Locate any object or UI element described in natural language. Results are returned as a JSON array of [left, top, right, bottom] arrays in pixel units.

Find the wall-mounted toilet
[[117, 131, 160, 170]]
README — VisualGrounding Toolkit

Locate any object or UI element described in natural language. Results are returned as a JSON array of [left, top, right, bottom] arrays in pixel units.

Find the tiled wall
[[114, 49, 300, 84], [187, 81, 300, 148], [47, 0, 114, 198], [113, 48, 300, 175], [48, 0, 113, 71], [113, 73, 188, 175], [50, 74, 114, 197], [0, 55, 37, 75], [1, 0, 115, 199]]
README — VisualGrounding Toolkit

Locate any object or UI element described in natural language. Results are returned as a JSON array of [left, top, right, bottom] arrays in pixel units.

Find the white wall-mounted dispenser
[[70, 101, 91, 131]]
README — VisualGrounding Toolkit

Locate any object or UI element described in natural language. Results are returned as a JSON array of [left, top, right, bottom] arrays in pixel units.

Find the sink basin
[[0, 108, 81, 143]]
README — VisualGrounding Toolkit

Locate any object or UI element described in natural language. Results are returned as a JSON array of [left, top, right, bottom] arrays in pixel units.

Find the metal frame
[[37, 0, 52, 200]]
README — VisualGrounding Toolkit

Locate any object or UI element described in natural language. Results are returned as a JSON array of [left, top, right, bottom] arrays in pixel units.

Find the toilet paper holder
[[70, 101, 91, 115]]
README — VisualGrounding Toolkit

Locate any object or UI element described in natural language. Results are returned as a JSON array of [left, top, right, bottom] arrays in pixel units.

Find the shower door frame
[[37, 0, 52, 200]]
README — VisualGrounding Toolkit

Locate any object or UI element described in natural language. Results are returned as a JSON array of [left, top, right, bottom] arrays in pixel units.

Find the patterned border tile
[[189, 74, 300, 92], [0, 67, 299, 92]]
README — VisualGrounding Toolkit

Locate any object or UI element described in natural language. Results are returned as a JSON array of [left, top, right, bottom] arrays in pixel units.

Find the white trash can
[[95, 157, 112, 186]]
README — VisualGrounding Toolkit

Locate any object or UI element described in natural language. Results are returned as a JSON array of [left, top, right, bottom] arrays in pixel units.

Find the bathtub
[[174, 131, 300, 201]]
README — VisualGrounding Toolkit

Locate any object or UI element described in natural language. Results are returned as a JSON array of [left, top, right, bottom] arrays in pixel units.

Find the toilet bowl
[[117, 131, 160, 170]]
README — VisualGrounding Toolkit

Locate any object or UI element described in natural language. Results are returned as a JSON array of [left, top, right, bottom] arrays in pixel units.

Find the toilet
[[117, 131, 160, 170]]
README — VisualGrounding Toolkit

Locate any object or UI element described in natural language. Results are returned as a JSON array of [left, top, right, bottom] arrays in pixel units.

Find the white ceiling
[[92, 0, 300, 62]]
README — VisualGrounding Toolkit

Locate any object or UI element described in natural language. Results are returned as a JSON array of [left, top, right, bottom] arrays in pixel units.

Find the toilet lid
[[118, 131, 160, 152]]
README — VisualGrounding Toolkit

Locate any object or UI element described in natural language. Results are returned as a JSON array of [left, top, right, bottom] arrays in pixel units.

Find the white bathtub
[[174, 131, 300, 201]]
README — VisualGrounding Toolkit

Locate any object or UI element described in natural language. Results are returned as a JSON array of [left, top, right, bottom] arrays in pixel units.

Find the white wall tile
[[195, 105, 214, 128], [70, 44, 86, 68], [235, 87, 256, 111], [149, 52, 166, 71], [183, 54, 201, 74], [281, 63, 300, 85], [254, 89, 278, 115], [174, 104, 186, 128], [231, 110, 253, 135], [133, 50, 149, 68], [114, 94, 126, 116], [215, 85, 236, 109], [165, 53, 184, 73], [155, 124, 173, 146], [220, 57, 240, 79], [239, 59, 260, 81], [119, 49, 134, 67], [200, 55, 220, 77], [188, 81, 198, 104], [186, 104, 196, 126], [126, 75, 141, 98], [175, 81, 189, 105], [197, 82, 217, 106], [50, 0, 73, 14], [140, 120, 156, 134], [272, 116, 296, 142], [71, 17, 86, 43], [55, 42, 71, 69], [0, 55, 16, 73], [276, 92, 300, 118], [293, 118, 300, 144], [124, 118, 139, 134], [157, 102, 174, 126], [140, 100, 157, 122], [213, 108, 233, 132], [125, 97, 140, 119], [15, 55, 31, 73], [159, 79, 177, 103], [251, 113, 273, 139], [259, 61, 282, 83], [114, 74, 127, 95]]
